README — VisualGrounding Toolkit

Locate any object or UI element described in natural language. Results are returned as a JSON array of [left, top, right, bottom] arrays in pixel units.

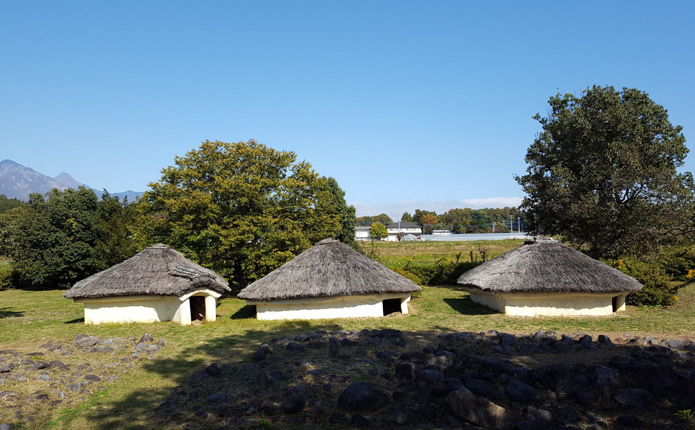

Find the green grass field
[[1, 240, 694, 428]]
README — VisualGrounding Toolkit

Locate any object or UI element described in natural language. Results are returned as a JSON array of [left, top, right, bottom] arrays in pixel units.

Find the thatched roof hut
[[238, 238, 421, 320], [456, 237, 642, 316], [65, 244, 230, 325]]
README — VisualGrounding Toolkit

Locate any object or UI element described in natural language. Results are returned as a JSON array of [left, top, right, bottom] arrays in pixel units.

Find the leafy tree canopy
[[400, 211, 413, 222], [356, 213, 393, 226], [140, 140, 351, 291], [0, 195, 26, 213], [516, 85, 695, 258], [420, 214, 437, 225], [411, 209, 436, 225], [369, 221, 389, 241], [7, 188, 140, 289]]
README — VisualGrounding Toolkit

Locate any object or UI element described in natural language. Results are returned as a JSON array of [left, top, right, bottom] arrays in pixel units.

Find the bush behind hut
[[607, 257, 678, 306]]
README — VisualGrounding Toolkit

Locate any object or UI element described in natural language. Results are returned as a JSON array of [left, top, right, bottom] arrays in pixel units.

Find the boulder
[[614, 388, 656, 410], [447, 388, 513, 428], [506, 378, 540, 402], [337, 382, 385, 411]]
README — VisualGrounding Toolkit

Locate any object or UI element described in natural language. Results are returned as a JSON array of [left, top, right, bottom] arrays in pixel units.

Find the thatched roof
[[237, 238, 421, 301], [457, 237, 642, 294], [64, 244, 230, 299]]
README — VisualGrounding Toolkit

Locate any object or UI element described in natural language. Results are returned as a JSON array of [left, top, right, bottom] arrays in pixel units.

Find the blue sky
[[2, 1, 694, 220]]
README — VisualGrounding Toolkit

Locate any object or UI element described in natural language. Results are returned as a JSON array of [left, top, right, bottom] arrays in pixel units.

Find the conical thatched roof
[[64, 244, 230, 299], [237, 238, 421, 301], [457, 238, 642, 294]]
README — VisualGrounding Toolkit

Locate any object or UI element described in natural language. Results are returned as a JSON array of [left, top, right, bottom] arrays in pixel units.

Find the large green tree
[[140, 140, 348, 291], [314, 177, 357, 247], [11, 187, 100, 288], [516, 85, 695, 258]]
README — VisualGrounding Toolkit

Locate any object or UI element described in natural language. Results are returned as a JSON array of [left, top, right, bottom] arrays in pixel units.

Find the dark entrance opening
[[383, 298, 402, 316], [190, 296, 206, 321], [612, 296, 619, 313]]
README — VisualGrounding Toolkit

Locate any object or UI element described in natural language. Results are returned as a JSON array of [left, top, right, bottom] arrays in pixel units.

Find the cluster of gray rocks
[[157, 329, 695, 429], [0, 333, 163, 429]]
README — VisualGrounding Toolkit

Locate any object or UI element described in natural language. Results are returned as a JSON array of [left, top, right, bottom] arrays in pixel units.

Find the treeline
[[0, 140, 356, 293], [358, 207, 529, 234]]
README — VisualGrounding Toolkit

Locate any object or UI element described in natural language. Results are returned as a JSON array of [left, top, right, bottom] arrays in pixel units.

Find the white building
[[457, 237, 642, 316], [385, 222, 422, 242], [238, 238, 421, 320], [64, 244, 230, 325]]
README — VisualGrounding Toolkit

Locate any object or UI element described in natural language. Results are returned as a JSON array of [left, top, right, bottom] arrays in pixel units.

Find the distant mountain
[[0, 159, 143, 202]]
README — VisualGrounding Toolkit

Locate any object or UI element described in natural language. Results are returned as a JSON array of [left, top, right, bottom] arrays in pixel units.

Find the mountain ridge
[[0, 159, 143, 202]]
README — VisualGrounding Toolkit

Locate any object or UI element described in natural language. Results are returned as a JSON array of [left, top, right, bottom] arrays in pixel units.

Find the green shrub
[[395, 261, 481, 286], [0, 264, 13, 290], [607, 257, 678, 306], [660, 245, 695, 281]]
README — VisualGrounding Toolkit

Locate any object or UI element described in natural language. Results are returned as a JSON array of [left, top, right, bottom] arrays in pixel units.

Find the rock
[[614, 388, 656, 409], [464, 379, 497, 399], [205, 363, 221, 378], [84, 374, 101, 382], [337, 382, 385, 411], [576, 389, 600, 406], [280, 395, 305, 414], [207, 392, 233, 403], [500, 333, 516, 347], [396, 362, 416, 381], [329, 337, 340, 359], [506, 378, 540, 402], [419, 369, 444, 383], [286, 342, 305, 353], [0, 424, 15, 430], [597, 334, 613, 346], [376, 350, 395, 364], [447, 388, 513, 428], [0, 364, 13, 373], [350, 413, 371, 427], [250, 349, 265, 361], [48, 360, 68, 370], [139, 333, 154, 343], [255, 371, 268, 390], [133, 342, 149, 351], [75, 336, 101, 348], [428, 355, 456, 372], [67, 382, 85, 392], [395, 411, 408, 425], [616, 415, 642, 428], [578, 334, 593, 349]]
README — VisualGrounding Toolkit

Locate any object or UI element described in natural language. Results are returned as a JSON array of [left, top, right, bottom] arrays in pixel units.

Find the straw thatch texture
[[237, 238, 421, 301], [64, 244, 230, 299], [457, 238, 642, 293]]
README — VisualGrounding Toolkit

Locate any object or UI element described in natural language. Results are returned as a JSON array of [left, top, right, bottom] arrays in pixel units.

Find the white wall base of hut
[[246, 293, 412, 320], [76, 289, 222, 325], [465, 289, 630, 317]]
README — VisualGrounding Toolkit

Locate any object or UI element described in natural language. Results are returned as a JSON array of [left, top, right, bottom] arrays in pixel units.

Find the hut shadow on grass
[[0, 307, 24, 318], [230, 305, 257, 319], [73, 322, 344, 429], [443, 297, 498, 315], [64, 317, 85, 324], [70, 320, 695, 430]]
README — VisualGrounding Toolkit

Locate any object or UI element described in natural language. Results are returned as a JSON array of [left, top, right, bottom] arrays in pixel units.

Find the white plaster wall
[[247, 293, 412, 320], [77, 288, 223, 325], [79, 295, 181, 324], [466, 289, 630, 317]]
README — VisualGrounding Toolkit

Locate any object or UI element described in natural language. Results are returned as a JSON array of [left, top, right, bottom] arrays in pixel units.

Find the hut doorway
[[190, 296, 206, 321], [383, 298, 402, 316]]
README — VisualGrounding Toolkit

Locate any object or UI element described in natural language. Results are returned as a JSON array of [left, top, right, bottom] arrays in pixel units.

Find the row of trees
[[0, 140, 356, 293], [360, 207, 528, 235]]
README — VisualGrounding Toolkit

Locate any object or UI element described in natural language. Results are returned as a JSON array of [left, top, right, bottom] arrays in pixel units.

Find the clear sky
[[2, 1, 694, 221]]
